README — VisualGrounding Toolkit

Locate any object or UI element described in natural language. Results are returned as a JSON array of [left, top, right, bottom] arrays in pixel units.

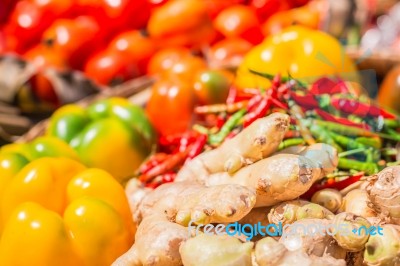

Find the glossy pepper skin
[[46, 97, 156, 182], [235, 25, 357, 89], [0, 157, 135, 266]]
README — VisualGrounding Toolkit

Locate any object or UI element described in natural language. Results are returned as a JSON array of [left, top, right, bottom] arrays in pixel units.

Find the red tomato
[[146, 79, 195, 136], [208, 37, 253, 69], [148, 0, 169, 7], [0, 0, 18, 25], [147, 47, 192, 75], [24, 45, 68, 71], [162, 55, 207, 84], [41, 16, 102, 69], [213, 5, 264, 45], [76, 0, 150, 32], [250, 0, 292, 21], [203, 0, 246, 18], [108, 30, 157, 75], [4, 0, 75, 53], [84, 49, 139, 86]]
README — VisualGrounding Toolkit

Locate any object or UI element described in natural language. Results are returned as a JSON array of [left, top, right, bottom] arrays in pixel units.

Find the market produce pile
[[2, 0, 400, 266]]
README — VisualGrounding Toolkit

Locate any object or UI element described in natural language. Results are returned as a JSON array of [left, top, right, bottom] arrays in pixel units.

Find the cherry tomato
[[194, 69, 234, 105], [148, 0, 169, 8], [147, 47, 191, 75], [250, 0, 292, 21], [76, 0, 150, 32], [202, 0, 246, 18], [108, 30, 157, 75], [208, 37, 253, 69], [262, 5, 320, 36], [24, 45, 68, 71], [41, 16, 102, 69], [84, 49, 139, 86], [162, 55, 207, 84], [213, 5, 264, 45], [4, 0, 75, 53], [147, 0, 216, 48], [0, 0, 17, 25], [146, 79, 195, 136]]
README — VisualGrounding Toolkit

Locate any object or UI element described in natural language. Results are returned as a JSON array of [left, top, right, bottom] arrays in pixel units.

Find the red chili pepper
[[178, 132, 194, 153], [277, 80, 296, 99], [272, 73, 281, 89], [243, 96, 271, 127], [138, 153, 169, 174], [270, 97, 288, 110], [161, 173, 177, 183], [139, 148, 190, 183], [301, 174, 363, 200], [246, 94, 263, 111], [284, 130, 301, 139], [289, 92, 320, 109], [331, 97, 397, 119], [315, 109, 371, 130], [226, 85, 237, 104], [186, 134, 207, 161], [310, 77, 347, 95]]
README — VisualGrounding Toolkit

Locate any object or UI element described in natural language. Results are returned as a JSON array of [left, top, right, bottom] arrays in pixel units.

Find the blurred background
[[1, 0, 400, 144]]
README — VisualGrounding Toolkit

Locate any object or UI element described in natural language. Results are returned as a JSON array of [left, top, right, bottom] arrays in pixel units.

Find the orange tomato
[[203, 0, 246, 18], [213, 5, 264, 44], [24, 45, 67, 71], [262, 3, 321, 36], [147, 47, 192, 75], [41, 16, 102, 69], [146, 79, 195, 136], [161, 55, 207, 84], [208, 37, 253, 69], [108, 30, 157, 75], [147, 0, 215, 48]]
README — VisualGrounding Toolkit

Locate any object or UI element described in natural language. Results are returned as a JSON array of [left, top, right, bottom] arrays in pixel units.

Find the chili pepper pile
[[137, 74, 400, 194]]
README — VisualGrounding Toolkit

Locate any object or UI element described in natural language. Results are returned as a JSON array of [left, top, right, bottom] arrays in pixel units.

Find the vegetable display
[[3, 1, 400, 266]]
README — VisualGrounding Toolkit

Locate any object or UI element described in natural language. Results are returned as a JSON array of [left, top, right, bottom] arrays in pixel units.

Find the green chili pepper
[[313, 120, 378, 137], [209, 109, 246, 144], [355, 137, 382, 149], [338, 158, 379, 175], [385, 128, 400, 141], [384, 119, 400, 128], [309, 124, 342, 152], [329, 132, 366, 150], [278, 138, 305, 150]]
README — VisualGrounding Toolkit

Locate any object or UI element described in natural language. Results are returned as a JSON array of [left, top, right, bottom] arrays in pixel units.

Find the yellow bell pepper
[[235, 25, 358, 89], [0, 157, 135, 266]]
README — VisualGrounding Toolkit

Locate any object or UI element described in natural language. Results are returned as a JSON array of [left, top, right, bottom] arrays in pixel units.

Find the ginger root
[[366, 165, 400, 225], [113, 214, 188, 266], [176, 113, 290, 183], [206, 153, 322, 207], [179, 234, 253, 266], [138, 181, 256, 226], [256, 237, 346, 266], [278, 218, 346, 259], [363, 224, 400, 266]]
